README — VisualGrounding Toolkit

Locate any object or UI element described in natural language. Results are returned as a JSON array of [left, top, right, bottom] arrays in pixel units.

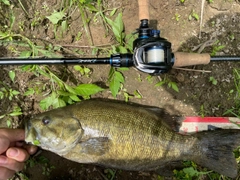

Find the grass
[[224, 68, 240, 118]]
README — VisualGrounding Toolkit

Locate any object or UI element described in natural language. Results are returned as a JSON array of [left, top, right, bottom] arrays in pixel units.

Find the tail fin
[[193, 129, 240, 178]]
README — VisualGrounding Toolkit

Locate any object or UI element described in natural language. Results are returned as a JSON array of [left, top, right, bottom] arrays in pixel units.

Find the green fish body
[[25, 99, 240, 178]]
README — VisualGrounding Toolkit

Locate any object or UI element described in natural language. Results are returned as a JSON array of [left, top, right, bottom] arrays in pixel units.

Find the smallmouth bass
[[25, 99, 240, 178]]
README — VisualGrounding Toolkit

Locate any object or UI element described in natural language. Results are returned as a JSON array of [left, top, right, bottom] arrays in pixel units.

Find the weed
[[20, 65, 104, 110], [122, 88, 142, 102], [174, 161, 213, 179], [74, 65, 91, 77], [108, 67, 125, 98], [104, 168, 117, 180], [46, 10, 67, 38], [209, 76, 218, 85], [199, 104, 205, 117], [25, 155, 55, 177], [0, 0, 10, 5], [0, 70, 22, 125], [229, 33, 235, 41], [155, 75, 179, 92], [224, 68, 240, 118], [207, 0, 214, 3], [188, 10, 199, 21], [173, 13, 181, 22], [10, 172, 29, 180], [146, 75, 153, 84], [210, 40, 225, 56]]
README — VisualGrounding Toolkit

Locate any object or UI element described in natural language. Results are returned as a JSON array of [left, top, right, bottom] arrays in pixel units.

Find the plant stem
[[78, 5, 94, 46]]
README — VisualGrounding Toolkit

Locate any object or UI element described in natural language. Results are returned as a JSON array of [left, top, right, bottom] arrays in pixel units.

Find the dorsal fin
[[146, 107, 184, 132]]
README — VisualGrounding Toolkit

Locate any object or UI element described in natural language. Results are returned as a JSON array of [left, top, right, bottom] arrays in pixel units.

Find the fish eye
[[42, 116, 51, 125]]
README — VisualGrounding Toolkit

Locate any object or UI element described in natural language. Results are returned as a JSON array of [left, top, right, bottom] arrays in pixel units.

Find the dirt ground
[[1, 0, 240, 179]]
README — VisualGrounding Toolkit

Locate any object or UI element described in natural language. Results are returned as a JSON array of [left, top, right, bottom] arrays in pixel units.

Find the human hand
[[0, 128, 37, 180]]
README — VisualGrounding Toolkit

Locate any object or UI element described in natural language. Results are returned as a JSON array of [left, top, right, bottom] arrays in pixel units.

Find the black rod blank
[[0, 57, 111, 65], [211, 56, 240, 61]]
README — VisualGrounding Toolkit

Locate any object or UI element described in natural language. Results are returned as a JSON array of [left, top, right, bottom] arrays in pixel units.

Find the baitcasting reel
[[132, 19, 172, 74]]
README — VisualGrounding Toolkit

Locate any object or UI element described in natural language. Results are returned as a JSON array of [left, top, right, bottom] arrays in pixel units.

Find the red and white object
[[179, 117, 240, 134]]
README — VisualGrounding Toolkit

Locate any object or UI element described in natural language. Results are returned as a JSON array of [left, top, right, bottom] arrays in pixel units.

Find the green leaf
[[39, 93, 56, 110], [7, 119, 11, 128], [24, 88, 35, 96], [1, 0, 10, 5], [9, 111, 22, 116], [118, 67, 129, 71], [183, 167, 197, 177], [74, 65, 83, 71], [0, 114, 6, 119], [123, 92, 133, 102], [69, 95, 81, 102], [134, 90, 142, 99], [46, 10, 65, 25], [169, 82, 179, 92], [8, 70, 15, 82], [74, 84, 104, 96], [20, 51, 32, 58], [105, 13, 124, 43], [110, 8, 117, 16], [155, 81, 165, 87], [115, 71, 124, 83], [110, 79, 120, 98], [57, 90, 72, 96], [9, 11, 15, 30], [109, 71, 124, 98], [33, 140, 40, 145], [11, 90, 20, 95], [86, 4, 98, 12], [115, 13, 124, 34], [52, 98, 66, 108], [65, 84, 77, 95], [117, 45, 128, 53], [209, 76, 217, 85], [61, 20, 68, 32]]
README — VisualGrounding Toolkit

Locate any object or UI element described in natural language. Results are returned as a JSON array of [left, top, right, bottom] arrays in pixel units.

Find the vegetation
[[0, 0, 240, 179]]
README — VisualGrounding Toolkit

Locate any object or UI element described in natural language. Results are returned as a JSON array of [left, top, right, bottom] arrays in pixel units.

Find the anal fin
[[155, 161, 184, 177]]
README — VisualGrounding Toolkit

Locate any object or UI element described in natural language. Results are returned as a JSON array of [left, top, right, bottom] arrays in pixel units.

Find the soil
[[1, 0, 240, 179]]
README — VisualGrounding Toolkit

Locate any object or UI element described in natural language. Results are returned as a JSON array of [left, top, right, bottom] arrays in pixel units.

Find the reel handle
[[173, 52, 211, 67], [138, 0, 149, 20]]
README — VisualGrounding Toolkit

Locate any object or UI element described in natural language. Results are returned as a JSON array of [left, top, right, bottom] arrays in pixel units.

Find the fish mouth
[[24, 119, 37, 144]]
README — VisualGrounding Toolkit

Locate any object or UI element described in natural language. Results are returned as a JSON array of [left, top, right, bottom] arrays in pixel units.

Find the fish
[[25, 99, 240, 178]]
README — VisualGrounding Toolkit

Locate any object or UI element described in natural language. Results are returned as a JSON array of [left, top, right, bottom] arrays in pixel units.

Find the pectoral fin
[[80, 137, 110, 156]]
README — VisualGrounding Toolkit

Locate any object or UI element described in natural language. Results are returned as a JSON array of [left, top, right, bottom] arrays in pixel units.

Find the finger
[[0, 138, 10, 154], [0, 167, 15, 180], [16, 142, 38, 155], [0, 155, 24, 172], [0, 128, 25, 142], [23, 144, 38, 155], [6, 147, 30, 162]]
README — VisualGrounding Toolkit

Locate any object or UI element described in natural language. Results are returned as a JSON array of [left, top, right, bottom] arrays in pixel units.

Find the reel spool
[[133, 19, 173, 75]]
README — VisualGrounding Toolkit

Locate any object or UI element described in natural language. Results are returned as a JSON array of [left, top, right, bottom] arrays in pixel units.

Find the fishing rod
[[0, 1, 240, 75]]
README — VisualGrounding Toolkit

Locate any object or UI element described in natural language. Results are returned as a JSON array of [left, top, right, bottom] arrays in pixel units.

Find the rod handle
[[173, 52, 211, 67], [138, 0, 149, 20]]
